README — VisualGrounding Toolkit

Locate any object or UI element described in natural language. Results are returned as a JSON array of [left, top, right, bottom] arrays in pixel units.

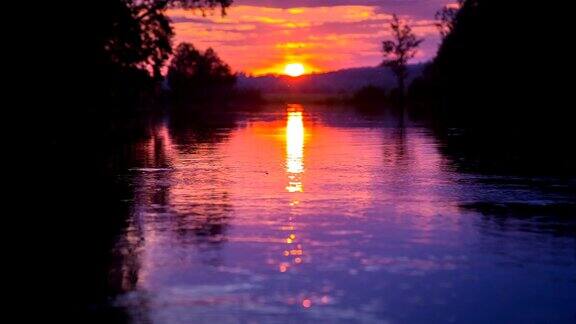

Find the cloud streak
[[168, 1, 453, 74]]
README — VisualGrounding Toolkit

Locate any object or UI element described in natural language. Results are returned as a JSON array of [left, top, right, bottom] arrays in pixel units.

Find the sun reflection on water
[[286, 106, 304, 193], [281, 105, 306, 273]]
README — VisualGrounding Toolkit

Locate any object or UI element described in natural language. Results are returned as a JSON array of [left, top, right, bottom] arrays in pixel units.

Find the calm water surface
[[110, 105, 575, 323]]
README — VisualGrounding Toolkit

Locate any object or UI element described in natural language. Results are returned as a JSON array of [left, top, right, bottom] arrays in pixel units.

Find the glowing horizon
[[167, 1, 454, 75]]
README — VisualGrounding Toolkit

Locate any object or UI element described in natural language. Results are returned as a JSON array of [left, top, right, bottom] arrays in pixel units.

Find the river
[[95, 104, 576, 323]]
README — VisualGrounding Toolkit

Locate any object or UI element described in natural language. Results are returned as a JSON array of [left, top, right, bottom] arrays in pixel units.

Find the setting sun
[[284, 63, 305, 77]]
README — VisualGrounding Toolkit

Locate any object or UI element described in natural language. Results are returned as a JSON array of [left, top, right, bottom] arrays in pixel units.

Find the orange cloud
[[167, 4, 449, 75]]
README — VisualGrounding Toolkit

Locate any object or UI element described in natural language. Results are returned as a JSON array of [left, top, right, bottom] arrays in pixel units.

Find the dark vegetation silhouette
[[350, 14, 424, 113], [167, 42, 236, 104], [381, 14, 423, 106], [410, 0, 570, 126], [231, 88, 266, 106], [408, 0, 575, 174], [434, 0, 463, 39], [351, 86, 387, 108], [350, 14, 422, 113], [25, 1, 234, 321], [238, 66, 424, 94], [36, 0, 233, 115]]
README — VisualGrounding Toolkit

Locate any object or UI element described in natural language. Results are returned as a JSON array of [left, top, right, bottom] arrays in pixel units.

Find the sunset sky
[[168, 0, 454, 75]]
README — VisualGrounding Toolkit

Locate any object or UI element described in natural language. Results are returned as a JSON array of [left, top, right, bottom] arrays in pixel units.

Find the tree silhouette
[[167, 43, 236, 101], [58, 0, 234, 107], [106, 0, 233, 81], [435, 0, 463, 38], [381, 14, 423, 102], [104, 1, 173, 81]]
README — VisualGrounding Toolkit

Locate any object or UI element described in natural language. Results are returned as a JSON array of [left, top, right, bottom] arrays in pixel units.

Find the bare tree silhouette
[[381, 14, 423, 105]]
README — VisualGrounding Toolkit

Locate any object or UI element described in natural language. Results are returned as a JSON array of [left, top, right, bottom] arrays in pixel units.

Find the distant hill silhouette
[[237, 64, 425, 94]]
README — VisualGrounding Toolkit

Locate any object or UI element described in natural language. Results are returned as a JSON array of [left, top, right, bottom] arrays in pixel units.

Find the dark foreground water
[[94, 105, 574, 323]]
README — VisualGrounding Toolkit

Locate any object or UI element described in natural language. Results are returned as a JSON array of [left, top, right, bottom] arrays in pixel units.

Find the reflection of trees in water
[[431, 127, 576, 239], [172, 191, 233, 266], [109, 217, 146, 294], [461, 202, 576, 238], [434, 127, 576, 176], [173, 193, 232, 242], [111, 112, 237, 296], [167, 108, 236, 261], [33, 114, 165, 321], [381, 126, 408, 167], [99, 118, 166, 322], [167, 107, 238, 149]]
